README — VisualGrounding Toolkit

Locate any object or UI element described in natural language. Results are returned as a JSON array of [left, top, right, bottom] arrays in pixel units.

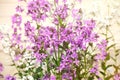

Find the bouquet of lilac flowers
[[0, 0, 120, 80]]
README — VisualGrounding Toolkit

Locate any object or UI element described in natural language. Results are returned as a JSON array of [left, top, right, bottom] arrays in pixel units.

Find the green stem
[[84, 53, 87, 79], [53, 45, 57, 60]]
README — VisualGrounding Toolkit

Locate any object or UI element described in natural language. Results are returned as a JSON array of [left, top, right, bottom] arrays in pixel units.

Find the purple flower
[[0, 63, 3, 73], [27, 0, 50, 22], [54, 0, 58, 3], [95, 40, 107, 60], [90, 64, 98, 75], [72, 9, 81, 20], [14, 54, 22, 61], [73, 59, 79, 66], [12, 32, 21, 45], [97, 40, 107, 52], [53, 4, 68, 23], [98, 78, 102, 80], [5, 75, 16, 80], [24, 21, 35, 39], [34, 53, 47, 62], [16, 5, 24, 13], [84, 19, 96, 29], [63, 0, 67, 3], [50, 75, 56, 80], [78, 0, 82, 2], [114, 73, 120, 80], [12, 14, 22, 26]]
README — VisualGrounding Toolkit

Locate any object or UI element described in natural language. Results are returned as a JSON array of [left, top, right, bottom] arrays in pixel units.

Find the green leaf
[[19, 63, 26, 68], [88, 76, 94, 80], [107, 44, 116, 50], [53, 57, 59, 66], [39, 49, 45, 53], [106, 36, 112, 40], [37, 24, 40, 29], [100, 71, 105, 76], [105, 53, 110, 60], [58, 17, 63, 26], [18, 72, 23, 78], [110, 56, 116, 62], [105, 75, 113, 80], [101, 33, 107, 36], [10, 63, 15, 66], [36, 66, 42, 73], [115, 49, 120, 53], [21, 49, 26, 54], [58, 45, 66, 50], [105, 65, 113, 70], [101, 62, 106, 71], [115, 49, 120, 56]]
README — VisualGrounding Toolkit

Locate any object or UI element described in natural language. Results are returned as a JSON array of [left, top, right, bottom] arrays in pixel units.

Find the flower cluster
[[0, 0, 120, 80], [27, 0, 50, 22]]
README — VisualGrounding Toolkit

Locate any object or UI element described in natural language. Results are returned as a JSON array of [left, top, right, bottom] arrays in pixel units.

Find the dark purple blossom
[[16, 5, 24, 13], [5, 75, 16, 80], [12, 14, 22, 26]]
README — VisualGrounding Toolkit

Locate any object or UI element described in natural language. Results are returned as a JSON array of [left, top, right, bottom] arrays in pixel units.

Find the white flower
[[27, 75, 34, 80]]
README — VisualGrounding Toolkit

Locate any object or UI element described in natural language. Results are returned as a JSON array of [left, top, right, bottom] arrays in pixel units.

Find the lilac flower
[[53, 4, 68, 23], [0, 63, 3, 73], [27, 0, 50, 22], [98, 78, 102, 80], [16, 5, 24, 13], [62, 72, 73, 80], [73, 59, 79, 66], [97, 40, 107, 52], [5, 75, 16, 80], [34, 53, 47, 62], [78, 0, 82, 2], [58, 62, 66, 72], [54, 0, 58, 3], [12, 14, 22, 26], [50, 75, 56, 80], [95, 40, 107, 60], [12, 32, 21, 45], [72, 9, 81, 20], [63, 0, 67, 3], [24, 21, 35, 39], [84, 19, 96, 29], [14, 54, 22, 61], [114, 73, 120, 80], [90, 64, 98, 75]]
